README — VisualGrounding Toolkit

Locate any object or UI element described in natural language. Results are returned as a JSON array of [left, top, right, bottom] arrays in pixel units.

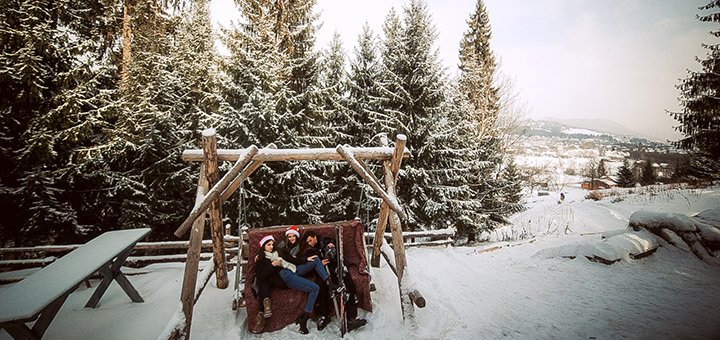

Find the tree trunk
[[120, 0, 133, 91]]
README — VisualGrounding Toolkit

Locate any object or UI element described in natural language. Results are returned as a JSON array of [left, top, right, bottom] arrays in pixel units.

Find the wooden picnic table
[[0, 228, 151, 339]]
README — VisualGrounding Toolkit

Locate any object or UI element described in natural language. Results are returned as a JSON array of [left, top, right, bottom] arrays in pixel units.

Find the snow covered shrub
[[586, 191, 603, 201]]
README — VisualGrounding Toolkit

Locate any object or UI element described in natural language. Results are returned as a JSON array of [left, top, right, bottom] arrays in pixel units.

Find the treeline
[[0, 0, 523, 246]]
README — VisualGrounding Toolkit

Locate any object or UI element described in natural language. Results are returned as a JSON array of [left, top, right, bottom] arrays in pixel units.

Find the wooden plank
[[182, 146, 411, 162]]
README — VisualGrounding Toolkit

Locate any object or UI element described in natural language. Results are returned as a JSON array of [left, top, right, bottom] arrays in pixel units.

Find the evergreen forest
[[0, 0, 528, 246]]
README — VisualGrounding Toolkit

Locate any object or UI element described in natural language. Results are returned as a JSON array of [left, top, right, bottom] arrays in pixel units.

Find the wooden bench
[[0, 228, 151, 339]]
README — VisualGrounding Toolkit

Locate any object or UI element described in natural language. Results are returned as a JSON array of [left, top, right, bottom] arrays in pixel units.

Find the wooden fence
[[0, 227, 454, 284]]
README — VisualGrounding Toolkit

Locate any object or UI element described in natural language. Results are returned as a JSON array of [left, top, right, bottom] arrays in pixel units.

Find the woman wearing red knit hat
[[277, 225, 301, 259], [251, 232, 336, 334]]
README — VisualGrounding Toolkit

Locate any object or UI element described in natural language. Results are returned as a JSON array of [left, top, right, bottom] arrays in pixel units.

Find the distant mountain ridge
[[527, 117, 662, 142]]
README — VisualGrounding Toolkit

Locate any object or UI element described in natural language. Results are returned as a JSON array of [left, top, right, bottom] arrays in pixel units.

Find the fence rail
[[1, 228, 454, 284]]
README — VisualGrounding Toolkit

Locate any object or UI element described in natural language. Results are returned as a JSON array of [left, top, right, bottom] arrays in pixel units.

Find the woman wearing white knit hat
[[251, 233, 336, 334]]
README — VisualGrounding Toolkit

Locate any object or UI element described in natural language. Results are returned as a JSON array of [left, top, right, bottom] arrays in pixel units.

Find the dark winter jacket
[[253, 248, 307, 289], [302, 238, 326, 259], [277, 239, 302, 259]]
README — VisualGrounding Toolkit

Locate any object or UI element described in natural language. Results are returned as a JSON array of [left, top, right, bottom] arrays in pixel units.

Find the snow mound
[[535, 230, 658, 265], [628, 211, 696, 232], [693, 208, 720, 244], [629, 209, 720, 262], [695, 208, 720, 225]]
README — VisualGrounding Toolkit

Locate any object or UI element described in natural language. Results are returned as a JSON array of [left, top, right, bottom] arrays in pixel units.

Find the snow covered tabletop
[[0, 228, 151, 324]]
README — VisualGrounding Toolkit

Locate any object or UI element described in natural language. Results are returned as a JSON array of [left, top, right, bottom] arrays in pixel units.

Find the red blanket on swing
[[244, 220, 373, 333]]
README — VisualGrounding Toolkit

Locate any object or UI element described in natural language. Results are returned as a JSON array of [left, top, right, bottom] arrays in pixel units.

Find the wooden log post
[[409, 289, 426, 308], [371, 135, 408, 268], [176, 163, 210, 339], [174, 144, 259, 238], [370, 203, 390, 268], [388, 211, 406, 279], [383, 136, 408, 280], [382, 135, 415, 321], [203, 129, 228, 289]]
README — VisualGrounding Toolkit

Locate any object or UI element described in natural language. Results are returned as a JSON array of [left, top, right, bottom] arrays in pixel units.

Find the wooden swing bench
[[164, 130, 425, 338], [243, 220, 372, 333], [0, 228, 151, 340]]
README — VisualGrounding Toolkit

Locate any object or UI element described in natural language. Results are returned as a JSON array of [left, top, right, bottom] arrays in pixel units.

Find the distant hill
[[522, 118, 671, 148], [541, 117, 659, 141]]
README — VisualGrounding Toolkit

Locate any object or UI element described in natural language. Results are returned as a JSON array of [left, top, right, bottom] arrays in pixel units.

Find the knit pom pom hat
[[259, 235, 274, 248], [285, 225, 300, 238]]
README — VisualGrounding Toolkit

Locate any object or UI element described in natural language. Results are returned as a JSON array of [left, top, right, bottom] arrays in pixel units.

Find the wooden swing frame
[[165, 128, 422, 339]]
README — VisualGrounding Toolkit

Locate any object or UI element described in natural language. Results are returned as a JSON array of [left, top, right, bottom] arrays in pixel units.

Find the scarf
[[265, 250, 296, 272]]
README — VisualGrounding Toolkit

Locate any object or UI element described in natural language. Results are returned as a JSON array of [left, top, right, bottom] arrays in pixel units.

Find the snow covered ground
[[2, 185, 719, 339]]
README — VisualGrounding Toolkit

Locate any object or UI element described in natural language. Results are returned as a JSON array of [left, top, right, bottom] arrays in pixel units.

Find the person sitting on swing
[[276, 225, 302, 259], [303, 230, 368, 332], [278, 225, 334, 330], [252, 234, 336, 334]]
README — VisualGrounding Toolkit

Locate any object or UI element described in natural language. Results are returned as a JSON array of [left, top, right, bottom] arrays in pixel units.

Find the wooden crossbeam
[[182, 146, 410, 162]]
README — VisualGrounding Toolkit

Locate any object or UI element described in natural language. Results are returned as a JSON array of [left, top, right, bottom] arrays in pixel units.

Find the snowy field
[[1, 185, 719, 339]]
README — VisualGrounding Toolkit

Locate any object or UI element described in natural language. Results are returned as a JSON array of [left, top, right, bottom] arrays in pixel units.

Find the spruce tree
[[88, 0, 223, 238], [597, 159, 608, 177], [440, 88, 502, 239], [346, 24, 387, 223], [317, 33, 362, 221], [641, 160, 658, 185], [670, 1, 720, 162], [376, 8, 408, 135], [377, 0, 459, 231], [0, 0, 118, 245], [458, 0, 499, 137], [498, 160, 525, 213], [615, 158, 636, 187], [347, 24, 385, 146], [222, 0, 331, 226], [455, 0, 523, 239]]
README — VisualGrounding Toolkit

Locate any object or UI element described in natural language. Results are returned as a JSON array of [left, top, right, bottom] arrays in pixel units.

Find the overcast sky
[[210, 0, 713, 141]]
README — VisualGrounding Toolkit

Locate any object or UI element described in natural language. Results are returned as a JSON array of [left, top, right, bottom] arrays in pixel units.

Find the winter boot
[[297, 313, 310, 334], [262, 297, 272, 318], [251, 312, 265, 334], [317, 315, 331, 331], [347, 318, 367, 332]]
